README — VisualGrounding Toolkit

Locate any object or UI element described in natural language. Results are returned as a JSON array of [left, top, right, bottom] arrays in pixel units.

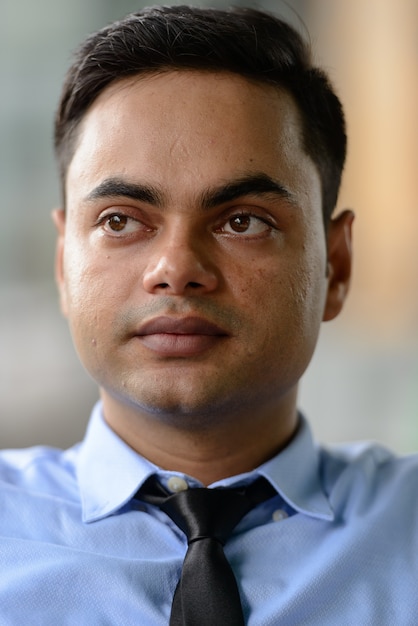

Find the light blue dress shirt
[[0, 401, 417, 625]]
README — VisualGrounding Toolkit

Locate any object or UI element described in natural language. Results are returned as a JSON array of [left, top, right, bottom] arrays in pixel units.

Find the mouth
[[135, 316, 229, 357]]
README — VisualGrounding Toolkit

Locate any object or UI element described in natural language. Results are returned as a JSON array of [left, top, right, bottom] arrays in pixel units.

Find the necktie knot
[[160, 487, 254, 545]]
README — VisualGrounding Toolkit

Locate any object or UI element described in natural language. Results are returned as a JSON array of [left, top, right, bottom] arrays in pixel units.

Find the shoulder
[[0, 443, 80, 499], [319, 441, 418, 518]]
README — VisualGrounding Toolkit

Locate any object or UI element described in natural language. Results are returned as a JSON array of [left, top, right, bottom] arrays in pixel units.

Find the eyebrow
[[200, 173, 296, 209], [84, 179, 164, 206], [84, 173, 296, 209]]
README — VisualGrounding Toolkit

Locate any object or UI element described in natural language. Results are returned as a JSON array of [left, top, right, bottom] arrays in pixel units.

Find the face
[[54, 71, 350, 427]]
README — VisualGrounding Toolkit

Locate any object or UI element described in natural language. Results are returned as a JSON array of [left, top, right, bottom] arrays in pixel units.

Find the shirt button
[[167, 476, 189, 493], [272, 509, 288, 522]]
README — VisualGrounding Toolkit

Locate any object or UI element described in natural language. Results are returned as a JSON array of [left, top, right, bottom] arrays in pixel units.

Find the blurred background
[[1, 0, 417, 452]]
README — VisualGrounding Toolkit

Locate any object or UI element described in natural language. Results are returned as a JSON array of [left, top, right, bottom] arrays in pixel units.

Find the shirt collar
[[77, 402, 334, 523], [257, 417, 334, 521], [77, 402, 159, 522]]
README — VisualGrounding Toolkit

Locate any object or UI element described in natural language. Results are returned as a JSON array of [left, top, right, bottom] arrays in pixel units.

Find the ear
[[51, 209, 68, 317], [322, 209, 354, 322]]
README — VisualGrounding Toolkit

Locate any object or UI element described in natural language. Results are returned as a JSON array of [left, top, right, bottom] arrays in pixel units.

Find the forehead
[[66, 70, 320, 207]]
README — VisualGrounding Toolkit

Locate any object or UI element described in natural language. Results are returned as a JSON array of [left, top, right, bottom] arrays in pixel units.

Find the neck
[[100, 390, 299, 485]]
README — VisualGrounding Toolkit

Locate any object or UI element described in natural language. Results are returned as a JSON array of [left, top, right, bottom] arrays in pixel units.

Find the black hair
[[54, 5, 346, 221]]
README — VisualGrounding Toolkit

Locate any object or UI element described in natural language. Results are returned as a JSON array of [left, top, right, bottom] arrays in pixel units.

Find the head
[[54, 5, 346, 224], [52, 6, 353, 450]]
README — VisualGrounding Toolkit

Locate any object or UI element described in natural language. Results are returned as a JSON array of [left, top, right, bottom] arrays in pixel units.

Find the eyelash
[[96, 210, 277, 238], [97, 212, 150, 234], [221, 211, 276, 233]]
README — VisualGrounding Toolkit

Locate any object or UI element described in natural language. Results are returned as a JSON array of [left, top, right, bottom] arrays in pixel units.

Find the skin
[[53, 71, 353, 485]]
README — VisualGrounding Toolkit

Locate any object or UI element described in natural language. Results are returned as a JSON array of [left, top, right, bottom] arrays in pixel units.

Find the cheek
[[240, 246, 327, 346], [290, 249, 329, 348], [289, 264, 327, 330], [62, 241, 126, 340], [64, 247, 98, 312]]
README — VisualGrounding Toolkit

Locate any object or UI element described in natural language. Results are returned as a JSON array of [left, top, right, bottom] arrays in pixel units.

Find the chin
[[108, 377, 245, 428]]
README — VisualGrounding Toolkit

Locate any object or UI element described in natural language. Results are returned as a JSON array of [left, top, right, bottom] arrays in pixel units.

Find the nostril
[[143, 255, 218, 295], [154, 280, 206, 293]]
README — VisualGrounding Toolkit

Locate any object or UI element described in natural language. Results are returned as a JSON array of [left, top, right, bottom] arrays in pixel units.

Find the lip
[[136, 316, 229, 357]]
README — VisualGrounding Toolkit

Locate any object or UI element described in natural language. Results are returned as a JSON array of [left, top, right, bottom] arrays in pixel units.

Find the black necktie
[[139, 475, 276, 625]]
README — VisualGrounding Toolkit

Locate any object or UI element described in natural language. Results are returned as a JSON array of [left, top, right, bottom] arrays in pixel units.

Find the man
[[0, 5, 416, 624]]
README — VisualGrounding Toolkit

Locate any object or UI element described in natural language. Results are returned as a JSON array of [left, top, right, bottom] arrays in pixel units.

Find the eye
[[221, 213, 272, 236], [99, 213, 149, 236]]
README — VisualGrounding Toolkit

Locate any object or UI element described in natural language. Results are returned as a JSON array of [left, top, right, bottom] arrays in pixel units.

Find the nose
[[142, 229, 219, 295]]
